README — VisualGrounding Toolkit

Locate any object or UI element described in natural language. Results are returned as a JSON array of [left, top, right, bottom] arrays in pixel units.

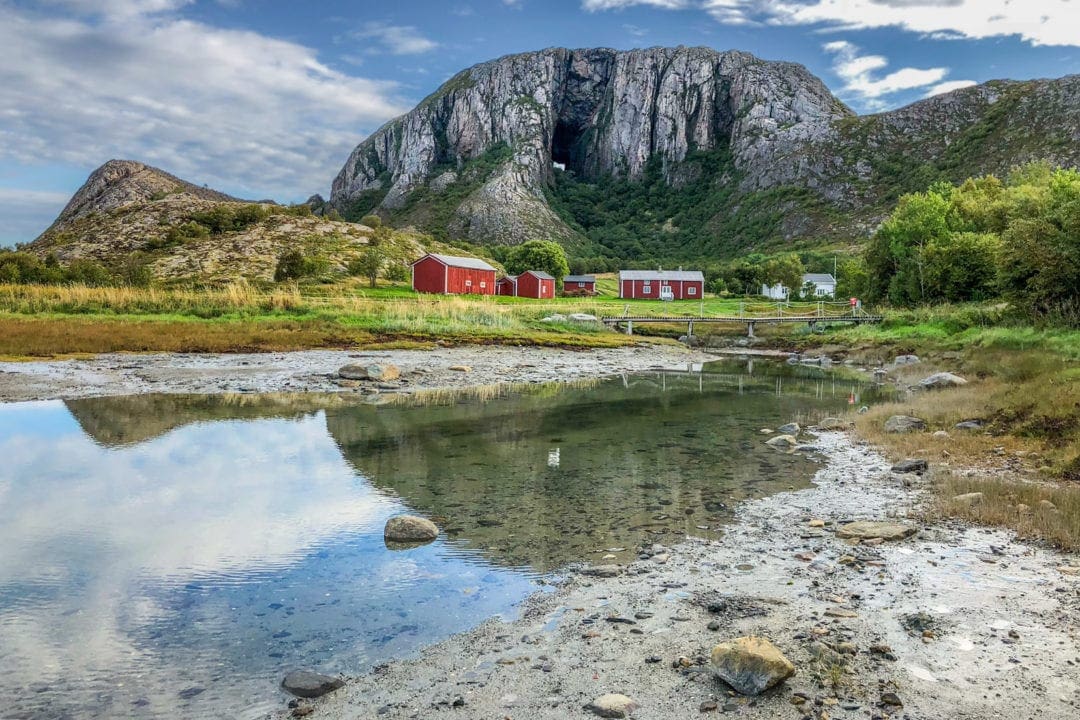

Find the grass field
[[0, 279, 845, 358]]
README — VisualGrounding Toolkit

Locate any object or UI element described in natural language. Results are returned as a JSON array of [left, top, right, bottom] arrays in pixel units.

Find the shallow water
[[0, 359, 885, 719]]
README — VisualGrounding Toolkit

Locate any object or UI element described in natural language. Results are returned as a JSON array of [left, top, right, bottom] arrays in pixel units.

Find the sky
[[1, 0, 1079, 245]]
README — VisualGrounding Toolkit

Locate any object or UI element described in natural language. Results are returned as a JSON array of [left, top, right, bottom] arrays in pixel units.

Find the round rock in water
[[710, 636, 795, 695], [764, 434, 798, 451], [585, 693, 639, 718], [776, 422, 800, 435], [384, 515, 439, 544], [281, 670, 345, 699]]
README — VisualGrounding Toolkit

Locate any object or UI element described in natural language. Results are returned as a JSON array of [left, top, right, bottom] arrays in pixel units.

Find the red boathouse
[[411, 253, 497, 295], [562, 275, 596, 295], [515, 270, 555, 299], [618, 269, 704, 300], [496, 276, 517, 296]]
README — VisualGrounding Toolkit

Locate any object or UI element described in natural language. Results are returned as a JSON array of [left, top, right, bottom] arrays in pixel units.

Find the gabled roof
[[413, 253, 497, 271], [802, 273, 836, 285], [498, 275, 517, 283], [564, 275, 596, 283], [619, 269, 705, 282], [521, 270, 554, 280]]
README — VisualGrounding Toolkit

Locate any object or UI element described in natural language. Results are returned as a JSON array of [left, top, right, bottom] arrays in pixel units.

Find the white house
[[802, 273, 837, 297], [761, 282, 790, 300]]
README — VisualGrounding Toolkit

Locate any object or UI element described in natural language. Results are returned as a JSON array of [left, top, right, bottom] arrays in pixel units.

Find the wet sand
[[286, 431, 1080, 719]]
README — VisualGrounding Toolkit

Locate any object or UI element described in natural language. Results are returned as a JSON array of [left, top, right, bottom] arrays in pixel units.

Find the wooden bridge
[[601, 303, 883, 337]]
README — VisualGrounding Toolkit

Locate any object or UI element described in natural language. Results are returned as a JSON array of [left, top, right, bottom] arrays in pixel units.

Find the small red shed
[[618, 269, 705, 300], [496, 276, 517, 296], [411, 253, 497, 295], [562, 274, 596, 296], [515, 270, 555, 299]]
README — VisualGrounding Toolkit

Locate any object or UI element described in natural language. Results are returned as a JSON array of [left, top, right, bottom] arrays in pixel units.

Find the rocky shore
[[282, 431, 1080, 720], [0, 344, 714, 402]]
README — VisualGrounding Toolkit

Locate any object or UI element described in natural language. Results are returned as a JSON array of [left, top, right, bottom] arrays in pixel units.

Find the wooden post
[[747, 321, 755, 338], [687, 320, 694, 337], [626, 320, 633, 336]]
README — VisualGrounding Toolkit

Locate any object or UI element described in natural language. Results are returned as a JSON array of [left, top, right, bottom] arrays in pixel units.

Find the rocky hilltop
[[30, 160, 384, 283], [330, 47, 1080, 254]]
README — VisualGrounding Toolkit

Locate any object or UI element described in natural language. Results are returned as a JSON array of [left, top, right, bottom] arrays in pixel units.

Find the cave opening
[[551, 118, 586, 175]]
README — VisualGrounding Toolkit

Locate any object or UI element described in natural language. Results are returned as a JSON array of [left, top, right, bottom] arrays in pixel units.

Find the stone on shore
[[586, 693, 639, 718], [776, 422, 800, 435], [281, 670, 344, 699], [836, 521, 917, 541], [581, 564, 623, 578], [918, 372, 967, 390], [952, 492, 984, 505], [884, 415, 926, 433], [764, 434, 798, 451], [893, 354, 920, 366], [891, 459, 928, 474], [710, 636, 795, 695], [569, 313, 599, 322], [338, 363, 400, 382], [384, 515, 439, 543], [955, 420, 984, 430]]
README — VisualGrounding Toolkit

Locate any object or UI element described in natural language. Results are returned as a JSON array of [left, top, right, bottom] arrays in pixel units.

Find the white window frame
[[479, 281, 486, 289], [465, 279, 473, 287], [688, 286, 697, 296]]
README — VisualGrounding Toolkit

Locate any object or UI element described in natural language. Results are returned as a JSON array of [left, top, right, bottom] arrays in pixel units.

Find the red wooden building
[[411, 253, 497, 295], [618, 269, 705, 300], [496, 276, 517, 296], [562, 275, 597, 295], [515, 270, 555, 299]]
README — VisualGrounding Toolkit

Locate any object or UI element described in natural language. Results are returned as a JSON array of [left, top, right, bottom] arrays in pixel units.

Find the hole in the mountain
[[551, 119, 584, 173]]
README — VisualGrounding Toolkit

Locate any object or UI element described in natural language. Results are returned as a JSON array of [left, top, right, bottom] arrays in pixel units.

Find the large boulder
[[585, 694, 639, 718], [764, 434, 798, 451], [836, 521, 917, 541], [281, 670, 345, 699], [817, 417, 849, 430], [917, 372, 967, 390], [568, 313, 599, 322], [384, 515, 439, 543], [884, 415, 926, 434], [893, 354, 920, 366], [776, 422, 800, 435], [710, 636, 795, 695], [338, 363, 400, 382]]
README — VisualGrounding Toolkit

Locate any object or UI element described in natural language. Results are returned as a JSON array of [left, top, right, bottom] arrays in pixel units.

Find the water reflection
[[0, 359, 883, 719]]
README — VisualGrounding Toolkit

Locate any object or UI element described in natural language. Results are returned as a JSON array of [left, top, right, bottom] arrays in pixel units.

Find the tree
[[505, 240, 570, 286], [274, 250, 306, 281], [360, 214, 382, 228], [865, 188, 953, 305], [761, 254, 804, 297], [349, 244, 388, 288]]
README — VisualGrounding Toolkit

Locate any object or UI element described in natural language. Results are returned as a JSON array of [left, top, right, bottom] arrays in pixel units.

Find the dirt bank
[[285, 431, 1080, 720], [0, 344, 715, 402]]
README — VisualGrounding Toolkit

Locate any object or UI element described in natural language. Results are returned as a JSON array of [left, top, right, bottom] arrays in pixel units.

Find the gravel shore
[[284, 431, 1080, 720], [0, 344, 715, 402]]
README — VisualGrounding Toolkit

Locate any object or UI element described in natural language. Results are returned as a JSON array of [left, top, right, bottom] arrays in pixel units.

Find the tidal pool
[[0, 359, 884, 719]]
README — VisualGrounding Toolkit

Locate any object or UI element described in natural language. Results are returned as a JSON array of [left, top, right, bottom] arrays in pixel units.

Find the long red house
[[562, 274, 596, 295], [619, 269, 705, 300], [411, 253, 497, 295]]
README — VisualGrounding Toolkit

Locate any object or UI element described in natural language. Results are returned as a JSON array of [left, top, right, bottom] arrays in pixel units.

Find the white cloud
[[588, 0, 1080, 47], [824, 40, 948, 99], [353, 21, 438, 55], [583, 0, 692, 11], [700, 0, 1080, 47], [925, 79, 978, 96], [0, 1, 406, 231]]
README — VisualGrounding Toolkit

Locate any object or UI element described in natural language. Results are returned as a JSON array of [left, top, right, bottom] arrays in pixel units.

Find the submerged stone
[[281, 670, 344, 699]]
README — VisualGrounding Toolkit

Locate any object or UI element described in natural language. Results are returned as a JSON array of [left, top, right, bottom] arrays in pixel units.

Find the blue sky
[[2, 0, 1078, 245]]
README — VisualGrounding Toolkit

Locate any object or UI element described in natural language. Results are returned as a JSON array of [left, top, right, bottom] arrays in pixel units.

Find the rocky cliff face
[[331, 47, 850, 245], [330, 47, 1080, 251]]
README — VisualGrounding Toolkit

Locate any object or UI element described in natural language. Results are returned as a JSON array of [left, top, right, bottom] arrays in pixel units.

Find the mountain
[[29, 160, 386, 282], [329, 47, 1080, 259]]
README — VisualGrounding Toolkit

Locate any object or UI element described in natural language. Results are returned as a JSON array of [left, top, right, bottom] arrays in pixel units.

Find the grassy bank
[[818, 321, 1080, 550], [0, 281, 834, 357]]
